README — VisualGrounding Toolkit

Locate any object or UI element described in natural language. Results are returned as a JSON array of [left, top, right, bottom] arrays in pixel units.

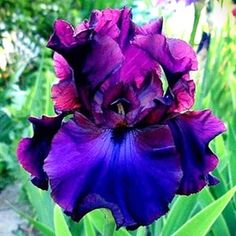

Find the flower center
[[109, 98, 130, 115], [117, 103, 125, 115]]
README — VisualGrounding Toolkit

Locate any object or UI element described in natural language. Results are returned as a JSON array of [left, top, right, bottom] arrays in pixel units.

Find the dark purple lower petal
[[17, 115, 64, 190], [44, 113, 182, 229], [167, 110, 226, 195]]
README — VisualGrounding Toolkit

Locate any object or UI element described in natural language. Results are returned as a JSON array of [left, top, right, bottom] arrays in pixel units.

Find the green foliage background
[[0, 0, 235, 235]]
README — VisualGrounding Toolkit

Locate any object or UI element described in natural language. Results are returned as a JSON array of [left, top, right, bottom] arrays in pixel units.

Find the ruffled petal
[[90, 8, 122, 39], [47, 20, 88, 52], [80, 35, 124, 89], [44, 113, 182, 229], [133, 34, 197, 86], [168, 75, 195, 113], [167, 110, 226, 195], [134, 17, 163, 35], [89, 7, 132, 48], [47, 20, 74, 48], [48, 20, 124, 111], [49, 27, 124, 90], [17, 115, 64, 190]]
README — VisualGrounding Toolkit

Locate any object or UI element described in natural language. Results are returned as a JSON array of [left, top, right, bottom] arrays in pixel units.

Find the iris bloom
[[17, 8, 225, 229]]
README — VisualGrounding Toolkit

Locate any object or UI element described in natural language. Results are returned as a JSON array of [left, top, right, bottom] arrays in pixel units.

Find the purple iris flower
[[17, 7, 225, 230]]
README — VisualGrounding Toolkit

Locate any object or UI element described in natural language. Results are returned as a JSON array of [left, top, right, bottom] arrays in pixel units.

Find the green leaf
[[8, 202, 55, 236], [22, 172, 54, 229], [87, 209, 105, 233], [135, 227, 147, 236], [197, 188, 230, 236], [83, 216, 96, 236], [54, 205, 72, 236], [173, 187, 236, 236], [103, 212, 116, 236], [114, 228, 132, 236], [161, 194, 198, 236]]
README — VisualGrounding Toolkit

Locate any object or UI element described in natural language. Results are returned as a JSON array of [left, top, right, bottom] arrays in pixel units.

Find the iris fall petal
[[167, 110, 226, 195], [44, 113, 182, 229]]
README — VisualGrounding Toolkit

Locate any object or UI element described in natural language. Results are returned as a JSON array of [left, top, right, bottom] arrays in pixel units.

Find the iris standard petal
[[120, 45, 157, 85], [17, 115, 64, 190], [133, 34, 197, 86], [89, 7, 133, 48], [47, 19, 79, 51], [44, 113, 182, 229], [90, 8, 124, 40], [134, 17, 163, 35], [167, 110, 226, 195], [49, 32, 124, 91]]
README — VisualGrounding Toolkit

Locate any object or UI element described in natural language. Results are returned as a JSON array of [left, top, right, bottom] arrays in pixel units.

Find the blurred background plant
[[0, 0, 235, 235]]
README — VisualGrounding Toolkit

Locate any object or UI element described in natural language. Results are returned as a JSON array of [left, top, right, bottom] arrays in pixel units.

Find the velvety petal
[[120, 45, 157, 85], [17, 115, 64, 190], [134, 17, 163, 35], [51, 80, 80, 112], [47, 20, 78, 51], [53, 53, 72, 81], [167, 110, 226, 195], [75, 20, 90, 34], [81, 35, 124, 89], [89, 7, 132, 48], [52, 53, 80, 112], [90, 9, 121, 39], [50, 31, 123, 91], [47, 19, 94, 55], [133, 34, 197, 86], [134, 72, 168, 125], [117, 7, 133, 48], [137, 70, 163, 107], [168, 75, 195, 113], [44, 113, 182, 229], [48, 21, 124, 110]]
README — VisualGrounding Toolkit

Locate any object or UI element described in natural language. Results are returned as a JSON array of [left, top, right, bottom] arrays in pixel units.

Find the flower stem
[[189, 3, 203, 46], [103, 211, 116, 236]]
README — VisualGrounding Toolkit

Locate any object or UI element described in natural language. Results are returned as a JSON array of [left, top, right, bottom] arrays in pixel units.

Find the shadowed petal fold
[[17, 115, 64, 190], [44, 113, 182, 229], [167, 110, 226, 195], [168, 75, 195, 113]]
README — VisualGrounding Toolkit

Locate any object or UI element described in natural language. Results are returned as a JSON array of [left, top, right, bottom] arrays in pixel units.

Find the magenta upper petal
[[52, 53, 80, 112], [133, 35, 197, 83], [135, 17, 163, 35], [167, 110, 226, 195], [17, 115, 64, 190], [44, 113, 182, 229], [168, 75, 195, 112], [53, 52, 72, 81]]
